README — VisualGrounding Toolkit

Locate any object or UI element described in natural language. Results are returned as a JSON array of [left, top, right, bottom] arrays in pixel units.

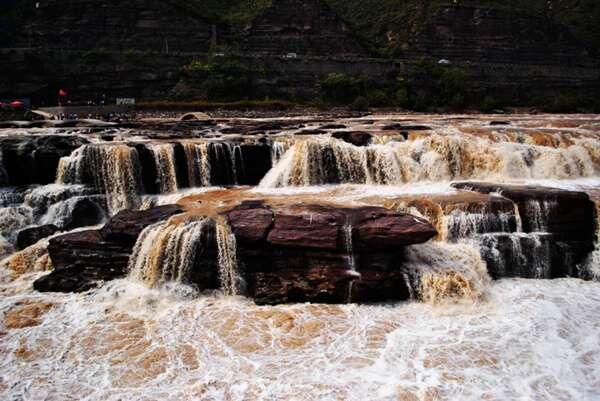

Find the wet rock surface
[[0, 136, 88, 185], [331, 131, 373, 146], [452, 182, 597, 240], [35, 204, 185, 292], [101, 205, 185, 245], [228, 201, 437, 304], [16, 225, 59, 250]]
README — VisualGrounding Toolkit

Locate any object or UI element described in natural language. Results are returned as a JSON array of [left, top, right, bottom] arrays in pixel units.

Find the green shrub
[[182, 58, 252, 101], [352, 96, 369, 110], [319, 73, 363, 104], [481, 95, 501, 112], [366, 89, 388, 107]]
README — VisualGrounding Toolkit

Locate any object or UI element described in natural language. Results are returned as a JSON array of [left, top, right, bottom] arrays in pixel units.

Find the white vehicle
[[438, 58, 451, 65], [283, 53, 298, 59]]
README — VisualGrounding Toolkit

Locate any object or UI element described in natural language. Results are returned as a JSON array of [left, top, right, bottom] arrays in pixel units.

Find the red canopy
[[9, 101, 23, 108], [59, 89, 68, 97]]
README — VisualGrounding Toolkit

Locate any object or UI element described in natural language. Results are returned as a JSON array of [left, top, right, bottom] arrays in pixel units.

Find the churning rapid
[[1, 113, 600, 401]]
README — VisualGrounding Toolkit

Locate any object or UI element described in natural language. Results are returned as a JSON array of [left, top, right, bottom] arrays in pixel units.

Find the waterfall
[[270, 140, 290, 165], [259, 134, 600, 187], [57, 144, 143, 213], [0, 206, 33, 243], [0, 151, 8, 186], [443, 210, 513, 242], [343, 224, 360, 302], [211, 142, 244, 185], [583, 202, 600, 280], [523, 200, 557, 232], [215, 218, 240, 295], [149, 144, 178, 193], [56, 145, 86, 184], [477, 233, 553, 278], [404, 242, 491, 304], [183, 143, 211, 187], [128, 218, 209, 288], [513, 202, 523, 232]]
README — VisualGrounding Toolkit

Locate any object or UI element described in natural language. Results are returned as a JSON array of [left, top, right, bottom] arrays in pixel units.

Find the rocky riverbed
[[0, 113, 599, 400]]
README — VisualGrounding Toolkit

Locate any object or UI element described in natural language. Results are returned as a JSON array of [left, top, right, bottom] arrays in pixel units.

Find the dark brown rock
[[16, 225, 60, 250], [101, 204, 184, 245], [267, 205, 346, 250], [321, 124, 347, 129], [331, 131, 373, 146], [353, 208, 437, 250], [35, 204, 185, 293], [64, 198, 106, 230], [382, 124, 432, 131], [226, 201, 273, 243], [251, 267, 356, 305], [350, 271, 411, 303], [452, 182, 596, 240], [0, 136, 88, 185], [233, 202, 437, 304]]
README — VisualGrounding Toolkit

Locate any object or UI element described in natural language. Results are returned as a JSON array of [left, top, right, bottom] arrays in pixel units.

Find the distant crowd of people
[[55, 111, 135, 122]]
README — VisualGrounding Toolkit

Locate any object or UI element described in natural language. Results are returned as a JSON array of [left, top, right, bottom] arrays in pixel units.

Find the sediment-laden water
[[0, 114, 599, 400]]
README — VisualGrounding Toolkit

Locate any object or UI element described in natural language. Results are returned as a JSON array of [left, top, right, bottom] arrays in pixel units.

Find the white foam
[[0, 277, 599, 401]]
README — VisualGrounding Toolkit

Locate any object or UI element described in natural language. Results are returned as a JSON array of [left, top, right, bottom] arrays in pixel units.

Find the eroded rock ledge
[[34, 201, 437, 303]]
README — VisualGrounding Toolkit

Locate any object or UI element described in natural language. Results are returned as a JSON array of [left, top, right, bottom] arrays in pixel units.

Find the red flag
[[58, 89, 68, 97]]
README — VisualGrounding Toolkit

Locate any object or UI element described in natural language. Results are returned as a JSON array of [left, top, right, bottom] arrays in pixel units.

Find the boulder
[[101, 204, 184, 245], [0, 135, 88, 185], [64, 198, 106, 230], [382, 124, 432, 131], [352, 208, 438, 250], [226, 201, 273, 243], [331, 131, 373, 146], [16, 224, 60, 250], [35, 204, 184, 292], [36, 229, 132, 292]]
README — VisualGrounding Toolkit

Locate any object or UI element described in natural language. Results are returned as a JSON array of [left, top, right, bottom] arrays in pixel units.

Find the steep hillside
[[0, 0, 598, 109], [325, 0, 600, 57]]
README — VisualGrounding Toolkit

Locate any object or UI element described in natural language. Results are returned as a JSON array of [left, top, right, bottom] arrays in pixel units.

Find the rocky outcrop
[[452, 182, 597, 240], [478, 233, 594, 279], [35, 200, 437, 302], [227, 201, 437, 304], [0, 136, 88, 185], [63, 198, 106, 230], [452, 182, 597, 279], [16, 224, 59, 250], [35, 204, 184, 292], [100, 205, 184, 245], [331, 131, 372, 147]]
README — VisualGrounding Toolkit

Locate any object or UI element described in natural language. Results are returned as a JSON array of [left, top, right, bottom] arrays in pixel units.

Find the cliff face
[[0, 0, 598, 105], [11, 0, 214, 52], [241, 0, 368, 57], [407, 6, 599, 98]]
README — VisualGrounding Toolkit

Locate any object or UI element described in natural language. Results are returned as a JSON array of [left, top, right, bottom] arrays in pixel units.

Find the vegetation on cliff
[[325, 0, 600, 56]]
